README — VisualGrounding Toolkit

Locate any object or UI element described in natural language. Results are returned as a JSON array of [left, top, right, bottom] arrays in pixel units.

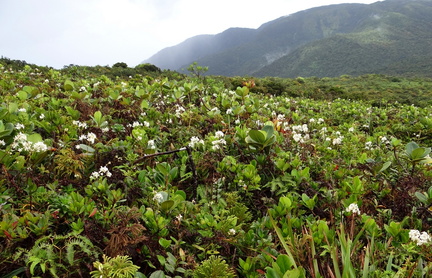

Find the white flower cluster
[[211, 131, 226, 150], [153, 192, 164, 203], [72, 120, 88, 129], [332, 132, 344, 146], [276, 114, 285, 121], [90, 165, 112, 180], [212, 139, 226, 151], [147, 140, 156, 150], [215, 131, 225, 138], [175, 105, 186, 118], [345, 203, 361, 214], [189, 136, 204, 148], [365, 141, 374, 150], [291, 124, 310, 143], [15, 123, 25, 130], [380, 136, 390, 145], [127, 121, 150, 128], [10, 133, 48, 153], [228, 228, 236, 236], [409, 229, 431, 246], [79, 132, 97, 144]]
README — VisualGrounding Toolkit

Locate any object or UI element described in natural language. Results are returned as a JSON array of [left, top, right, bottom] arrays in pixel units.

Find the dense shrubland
[[1, 59, 432, 277]]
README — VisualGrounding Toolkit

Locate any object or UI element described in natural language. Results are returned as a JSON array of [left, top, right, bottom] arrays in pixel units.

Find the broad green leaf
[[378, 161, 392, 173], [27, 133, 43, 143], [247, 130, 266, 144], [263, 124, 275, 139], [415, 192, 428, 204], [174, 190, 186, 201], [159, 238, 171, 249], [161, 200, 174, 212], [406, 142, 419, 156], [64, 80, 74, 91], [23, 85, 38, 97], [276, 254, 293, 273], [17, 90, 28, 100], [0, 108, 8, 119], [411, 147, 428, 160], [149, 270, 166, 278], [77, 144, 95, 153], [266, 267, 282, 278]]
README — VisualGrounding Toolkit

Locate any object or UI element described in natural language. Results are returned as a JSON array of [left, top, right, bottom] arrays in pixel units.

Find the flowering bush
[[1, 62, 432, 277]]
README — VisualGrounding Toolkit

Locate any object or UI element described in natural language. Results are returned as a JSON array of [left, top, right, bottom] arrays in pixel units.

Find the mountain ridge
[[143, 0, 432, 77]]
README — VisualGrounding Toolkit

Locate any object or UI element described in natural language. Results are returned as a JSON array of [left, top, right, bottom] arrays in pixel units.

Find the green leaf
[[149, 270, 166, 278], [27, 133, 43, 143], [17, 90, 28, 100], [266, 267, 282, 278], [262, 125, 275, 139], [159, 238, 172, 249], [276, 255, 293, 273], [0, 107, 9, 120], [23, 85, 39, 97], [141, 100, 149, 109], [378, 161, 392, 173], [77, 144, 95, 153], [415, 192, 428, 204], [160, 200, 174, 212], [64, 80, 74, 91], [248, 130, 266, 144], [411, 147, 428, 160]]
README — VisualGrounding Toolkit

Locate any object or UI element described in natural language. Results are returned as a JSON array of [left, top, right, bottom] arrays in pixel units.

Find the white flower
[[346, 203, 360, 214], [90, 171, 100, 180], [143, 121, 150, 128], [15, 123, 25, 130], [131, 121, 141, 128], [147, 140, 156, 149], [211, 139, 226, 151], [309, 118, 316, 123], [33, 142, 48, 152], [228, 228, 236, 236], [99, 166, 109, 173], [175, 105, 186, 118], [365, 141, 374, 150], [189, 136, 204, 148], [226, 108, 233, 115], [18, 108, 26, 113], [381, 136, 389, 144], [235, 119, 240, 125], [39, 114, 45, 120], [153, 192, 164, 203], [409, 229, 431, 246], [277, 114, 285, 121], [0, 140, 5, 146], [73, 120, 87, 129], [318, 118, 325, 124], [86, 132, 97, 144], [293, 133, 302, 142], [348, 127, 354, 132], [79, 86, 87, 92], [332, 137, 343, 145], [215, 131, 224, 138]]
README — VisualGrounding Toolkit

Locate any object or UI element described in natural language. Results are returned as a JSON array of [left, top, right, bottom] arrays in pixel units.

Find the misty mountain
[[143, 0, 432, 77]]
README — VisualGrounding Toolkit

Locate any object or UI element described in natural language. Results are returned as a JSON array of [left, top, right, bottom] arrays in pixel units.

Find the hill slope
[[143, 0, 432, 77]]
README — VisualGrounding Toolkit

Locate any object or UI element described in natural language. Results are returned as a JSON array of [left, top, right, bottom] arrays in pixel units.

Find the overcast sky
[[1, 0, 378, 69]]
